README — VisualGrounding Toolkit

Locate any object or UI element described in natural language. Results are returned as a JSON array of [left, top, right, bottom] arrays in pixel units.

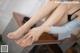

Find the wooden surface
[[33, 33, 62, 45], [33, 33, 78, 46]]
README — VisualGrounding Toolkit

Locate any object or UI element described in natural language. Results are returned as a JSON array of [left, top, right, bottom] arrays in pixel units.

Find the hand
[[27, 27, 45, 41], [15, 26, 45, 47], [15, 37, 33, 48]]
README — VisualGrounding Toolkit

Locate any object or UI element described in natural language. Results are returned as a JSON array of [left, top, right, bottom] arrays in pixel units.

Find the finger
[[22, 37, 33, 47], [32, 35, 35, 42], [27, 37, 33, 46], [23, 34, 30, 39], [15, 38, 23, 45], [26, 34, 32, 40], [24, 32, 31, 39], [20, 33, 32, 47]]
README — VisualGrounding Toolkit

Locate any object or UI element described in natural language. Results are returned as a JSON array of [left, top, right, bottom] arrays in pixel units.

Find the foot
[[7, 20, 32, 40], [7, 31, 23, 40], [15, 26, 45, 47]]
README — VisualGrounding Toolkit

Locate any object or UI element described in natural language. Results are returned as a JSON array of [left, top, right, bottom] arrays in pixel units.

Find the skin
[[15, 3, 71, 48], [7, 0, 59, 40], [7, 0, 79, 47], [15, 3, 80, 48], [46, 5, 80, 33], [46, 16, 80, 34]]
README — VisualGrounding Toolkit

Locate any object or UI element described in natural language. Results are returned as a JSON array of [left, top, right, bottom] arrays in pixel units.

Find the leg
[[7, 0, 59, 40], [15, 4, 71, 47]]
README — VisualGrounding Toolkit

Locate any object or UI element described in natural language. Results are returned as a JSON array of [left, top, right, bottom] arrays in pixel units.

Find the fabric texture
[[49, 19, 80, 40]]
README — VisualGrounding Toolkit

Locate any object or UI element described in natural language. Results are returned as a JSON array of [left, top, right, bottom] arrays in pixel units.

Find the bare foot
[[7, 28, 29, 40], [7, 20, 32, 40], [15, 26, 45, 47], [7, 31, 23, 40]]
